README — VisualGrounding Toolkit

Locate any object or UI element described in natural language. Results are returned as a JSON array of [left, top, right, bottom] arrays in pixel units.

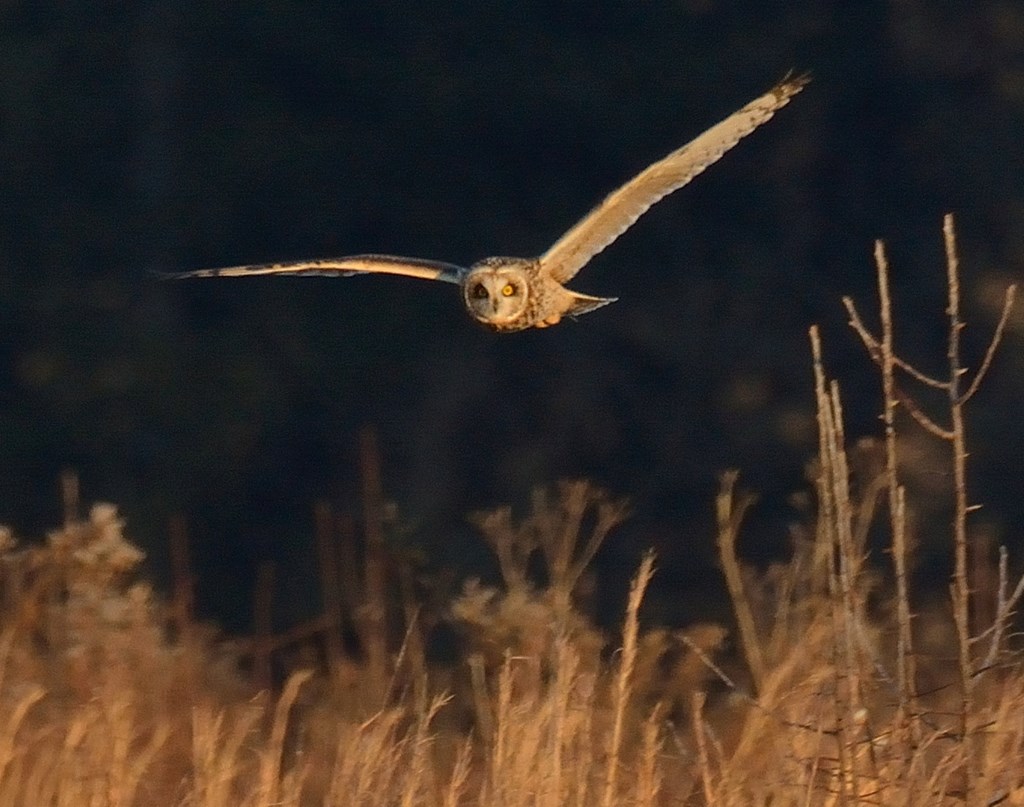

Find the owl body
[[166, 76, 808, 332]]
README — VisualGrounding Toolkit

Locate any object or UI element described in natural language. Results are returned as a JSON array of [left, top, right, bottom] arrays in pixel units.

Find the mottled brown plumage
[[167, 76, 808, 332]]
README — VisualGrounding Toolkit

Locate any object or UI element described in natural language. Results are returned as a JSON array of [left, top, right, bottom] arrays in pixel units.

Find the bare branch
[[715, 470, 764, 694], [874, 237, 917, 732], [843, 296, 883, 361], [895, 387, 954, 439], [960, 284, 1017, 404], [894, 355, 949, 389], [844, 296, 948, 389], [943, 213, 976, 800], [983, 545, 1024, 670]]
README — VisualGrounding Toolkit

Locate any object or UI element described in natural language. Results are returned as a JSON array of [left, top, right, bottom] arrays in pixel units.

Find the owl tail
[[566, 291, 618, 318]]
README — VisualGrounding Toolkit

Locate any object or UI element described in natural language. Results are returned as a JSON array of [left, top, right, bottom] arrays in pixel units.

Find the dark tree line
[[1, 1, 1022, 627]]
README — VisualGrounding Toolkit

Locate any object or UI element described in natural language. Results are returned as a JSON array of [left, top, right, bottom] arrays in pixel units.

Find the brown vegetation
[[0, 217, 1021, 804]]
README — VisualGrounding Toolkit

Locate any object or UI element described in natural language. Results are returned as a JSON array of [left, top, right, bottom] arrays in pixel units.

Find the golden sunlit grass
[[0, 215, 1021, 805]]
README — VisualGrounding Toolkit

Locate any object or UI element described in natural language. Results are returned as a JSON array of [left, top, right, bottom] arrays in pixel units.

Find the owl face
[[462, 259, 533, 328]]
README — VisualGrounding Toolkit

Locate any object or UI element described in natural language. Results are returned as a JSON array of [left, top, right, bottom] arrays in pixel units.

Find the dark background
[[2, 1, 1022, 632]]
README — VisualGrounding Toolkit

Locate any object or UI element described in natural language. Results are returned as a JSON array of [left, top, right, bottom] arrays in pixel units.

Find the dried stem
[[943, 215, 976, 803], [691, 691, 715, 806], [960, 283, 1017, 403], [715, 470, 765, 694], [872, 240, 918, 736], [842, 214, 1016, 806], [983, 546, 1024, 670], [811, 327, 866, 805], [257, 668, 313, 805], [600, 551, 655, 807]]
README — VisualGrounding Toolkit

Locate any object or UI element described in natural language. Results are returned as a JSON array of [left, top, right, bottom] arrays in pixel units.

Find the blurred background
[[1, 1, 1022, 632]]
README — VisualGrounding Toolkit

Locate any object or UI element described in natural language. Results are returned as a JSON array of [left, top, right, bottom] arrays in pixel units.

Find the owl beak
[[492, 298, 501, 314]]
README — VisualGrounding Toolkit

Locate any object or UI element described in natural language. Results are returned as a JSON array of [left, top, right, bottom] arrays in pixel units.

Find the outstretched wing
[[163, 254, 467, 285], [540, 75, 809, 283]]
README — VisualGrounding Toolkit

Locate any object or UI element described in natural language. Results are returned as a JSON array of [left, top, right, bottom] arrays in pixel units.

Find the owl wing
[[539, 75, 809, 284], [163, 254, 467, 284]]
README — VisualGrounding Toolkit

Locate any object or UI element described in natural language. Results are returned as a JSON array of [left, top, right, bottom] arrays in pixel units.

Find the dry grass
[[0, 216, 1022, 805]]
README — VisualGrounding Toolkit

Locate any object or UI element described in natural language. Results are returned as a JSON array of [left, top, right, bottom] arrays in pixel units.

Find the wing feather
[[164, 254, 466, 285], [540, 75, 809, 283]]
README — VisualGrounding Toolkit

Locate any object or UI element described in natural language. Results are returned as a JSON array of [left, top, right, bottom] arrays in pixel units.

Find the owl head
[[462, 257, 533, 329]]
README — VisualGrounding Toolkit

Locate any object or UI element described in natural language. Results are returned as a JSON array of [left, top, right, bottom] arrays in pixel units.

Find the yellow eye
[[501, 283, 516, 297]]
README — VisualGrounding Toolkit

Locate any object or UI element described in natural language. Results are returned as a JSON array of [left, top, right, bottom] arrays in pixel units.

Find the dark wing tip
[[775, 70, 812, 99], [150, 268, 193, 280], [151, 268, 222, 280]]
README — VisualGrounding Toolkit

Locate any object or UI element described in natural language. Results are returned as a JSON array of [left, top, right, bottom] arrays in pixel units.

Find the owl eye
[[501, 283, 517, 297], [470, 283, 488, 300]]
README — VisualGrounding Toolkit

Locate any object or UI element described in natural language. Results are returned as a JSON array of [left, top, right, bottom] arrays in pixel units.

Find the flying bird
[[168, 76, 807, 332]]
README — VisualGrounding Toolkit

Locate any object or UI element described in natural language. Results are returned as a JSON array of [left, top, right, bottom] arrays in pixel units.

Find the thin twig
[[600, 551, 655, 807], [896, 388, 955, 439], [678, 632, 835, 736], [843, 297, 948, 390], [873, 238, 918, 740], [691, 691, 715, 806], [715, 470, 765, 694], [828, 379, 864, 807], [983, 545, 1024, 669], [960, 284, 1017, 404], [943, 213, 977, 804]]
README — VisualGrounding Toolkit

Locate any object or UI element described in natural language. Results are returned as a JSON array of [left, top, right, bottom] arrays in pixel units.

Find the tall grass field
[[0, 216, 1020, 805]]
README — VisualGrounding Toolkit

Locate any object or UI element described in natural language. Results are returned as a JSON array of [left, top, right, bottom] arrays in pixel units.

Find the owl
[[168, 76, 807, 332]]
